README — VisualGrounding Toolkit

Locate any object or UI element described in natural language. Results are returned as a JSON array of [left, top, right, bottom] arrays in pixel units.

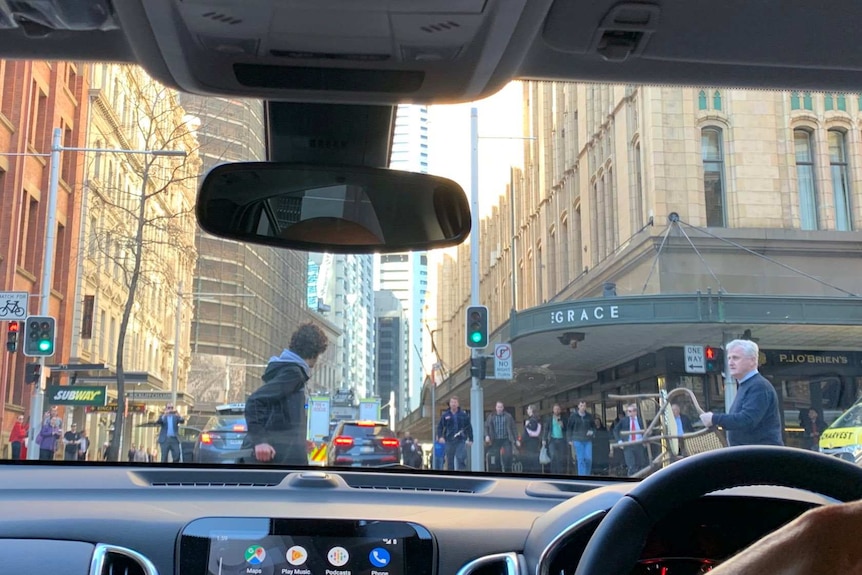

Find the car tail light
[[381, 438, 399, 449], [200, 432, 214, 445], [357, 421, 377, 427], [334, 436, 354, 447], [232, 424, 246, 431]]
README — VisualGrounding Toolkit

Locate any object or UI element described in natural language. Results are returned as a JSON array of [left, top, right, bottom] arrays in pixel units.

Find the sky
[[428, 81, 526, 218], [422, 81, 525, 341]]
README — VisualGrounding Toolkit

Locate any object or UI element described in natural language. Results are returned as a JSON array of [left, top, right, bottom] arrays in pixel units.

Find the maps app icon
[[245, 545, 267, 565]]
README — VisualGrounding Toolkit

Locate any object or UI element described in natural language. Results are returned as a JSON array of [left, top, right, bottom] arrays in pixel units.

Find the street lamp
[[27, 128, 186, 459]]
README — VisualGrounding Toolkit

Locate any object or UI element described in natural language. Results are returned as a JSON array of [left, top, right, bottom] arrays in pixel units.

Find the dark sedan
[[192, 414, 248, 464], [326, 421, 399, 467]]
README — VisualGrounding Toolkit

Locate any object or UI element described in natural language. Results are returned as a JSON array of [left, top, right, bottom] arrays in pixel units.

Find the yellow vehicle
[[819, 401, 862, 464]]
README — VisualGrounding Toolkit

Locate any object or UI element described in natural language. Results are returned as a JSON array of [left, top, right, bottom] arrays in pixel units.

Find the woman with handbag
[[522, 405, 542, 473]]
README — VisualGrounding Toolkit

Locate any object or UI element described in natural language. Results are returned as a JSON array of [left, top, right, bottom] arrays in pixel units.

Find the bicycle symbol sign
[[0, 292, 28, 320]]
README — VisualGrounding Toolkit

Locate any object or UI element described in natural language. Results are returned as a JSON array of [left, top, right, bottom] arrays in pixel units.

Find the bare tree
[[83, 67, 209, 461]]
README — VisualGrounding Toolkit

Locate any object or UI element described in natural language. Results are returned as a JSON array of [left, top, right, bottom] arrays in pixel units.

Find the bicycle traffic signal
[[466, 305, 489, 349], [6, 321, 20, 353], [705, 346, 724, 373], [23, 316, 56, 357]]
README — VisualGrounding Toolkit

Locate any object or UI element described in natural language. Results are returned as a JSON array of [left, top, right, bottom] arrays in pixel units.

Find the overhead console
[[111, 0, 551, 104], [178, 518, 435, 575]]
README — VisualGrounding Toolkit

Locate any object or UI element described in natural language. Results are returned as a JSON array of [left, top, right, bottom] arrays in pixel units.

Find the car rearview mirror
[[196, 163, 471, 254]]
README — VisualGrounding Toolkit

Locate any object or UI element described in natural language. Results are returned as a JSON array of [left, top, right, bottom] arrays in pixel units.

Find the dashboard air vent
[[457, 552, 523, 575], [351, 484, 474, 494], [90, 544, 158, 575], [342, 474, 494, 494], [131, 470, 286, 487], [149, 480, 279, 487]]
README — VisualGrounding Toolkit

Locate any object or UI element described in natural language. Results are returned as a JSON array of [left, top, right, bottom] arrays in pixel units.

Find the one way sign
[[685, 345, 706, 374]]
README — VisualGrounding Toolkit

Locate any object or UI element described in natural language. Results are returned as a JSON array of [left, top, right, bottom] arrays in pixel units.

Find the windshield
[[829, 402, 862, 430], [1, 61, 861, 477]]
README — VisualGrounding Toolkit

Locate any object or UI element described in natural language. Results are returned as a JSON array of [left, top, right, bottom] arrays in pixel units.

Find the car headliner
[[0, 0, 856, 106]]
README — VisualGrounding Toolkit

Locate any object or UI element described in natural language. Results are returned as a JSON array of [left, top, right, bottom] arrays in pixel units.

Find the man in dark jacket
[[567, 401, 595, 476], [436, 396, 473, 471], [243, 323, 329, 465], [484, 401, 519, 472], [700, 339, 783, 447]]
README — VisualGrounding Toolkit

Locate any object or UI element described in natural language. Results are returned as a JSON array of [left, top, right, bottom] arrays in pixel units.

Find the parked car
[[192, 404, 248, 464], [326, 420, 400, 467]]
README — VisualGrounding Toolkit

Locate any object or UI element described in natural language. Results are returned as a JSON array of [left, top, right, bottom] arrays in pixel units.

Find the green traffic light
[[470, 332, 483, 343], [38, 340, 51, 352]]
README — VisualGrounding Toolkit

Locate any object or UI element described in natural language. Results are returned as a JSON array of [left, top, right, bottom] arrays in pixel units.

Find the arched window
[[701, 127, 726, 226], [828, 130, 853, 231], [793, 129, 819, 230]]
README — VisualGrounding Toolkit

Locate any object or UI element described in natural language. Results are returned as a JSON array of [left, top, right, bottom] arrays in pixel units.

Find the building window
[[790, 91, 815, 111], [712, 90, 722, 111], [701, 127, 727, 227], [633, 142, 644, 233], [560, 218, 570, 287], [698, 90, 707, 110], [824, 93, 847, 112], [793, 129, 819, 230], [536, 245, 544, 303], [828, 130, 853, 231]]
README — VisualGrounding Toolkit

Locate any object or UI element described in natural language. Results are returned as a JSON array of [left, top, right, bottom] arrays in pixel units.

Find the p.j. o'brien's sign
[[549, 305, 621, 325]]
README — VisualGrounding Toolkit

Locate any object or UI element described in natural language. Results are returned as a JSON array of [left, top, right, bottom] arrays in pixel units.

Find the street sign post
[[494, 343, 514, 380], [685, 345, 706, 374]]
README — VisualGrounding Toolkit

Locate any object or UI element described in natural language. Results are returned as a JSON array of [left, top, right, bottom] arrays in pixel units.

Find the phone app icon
[[369, 548, 391, 568], [328, 546, 349, 567], [287, 546, 308, 566], [245, 545, 267, 565]]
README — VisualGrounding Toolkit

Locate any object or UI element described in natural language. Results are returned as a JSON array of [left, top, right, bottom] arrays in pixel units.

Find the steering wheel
[[574, 446, 862, 575]]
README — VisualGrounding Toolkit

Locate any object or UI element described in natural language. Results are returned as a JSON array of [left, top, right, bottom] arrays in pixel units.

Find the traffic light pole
[[723, 330, 736, 412], [27, 128, 62, 459], [469, 108, 484, 472]]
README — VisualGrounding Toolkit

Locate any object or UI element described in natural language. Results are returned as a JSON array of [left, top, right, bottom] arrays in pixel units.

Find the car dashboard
[[0, 464, 831, 575]]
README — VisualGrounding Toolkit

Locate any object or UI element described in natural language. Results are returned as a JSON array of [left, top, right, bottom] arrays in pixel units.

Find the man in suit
[[156, 404, 186, 462], [700, 339, 783, 447], [614, 403, 649, 476]]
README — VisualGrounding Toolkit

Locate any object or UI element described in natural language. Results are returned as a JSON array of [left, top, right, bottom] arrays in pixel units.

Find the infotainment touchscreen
[[178, 518, 434, 575]]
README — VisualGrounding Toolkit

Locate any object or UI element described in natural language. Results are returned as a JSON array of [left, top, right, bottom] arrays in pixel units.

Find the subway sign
[[46, 385, 107, 406]]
